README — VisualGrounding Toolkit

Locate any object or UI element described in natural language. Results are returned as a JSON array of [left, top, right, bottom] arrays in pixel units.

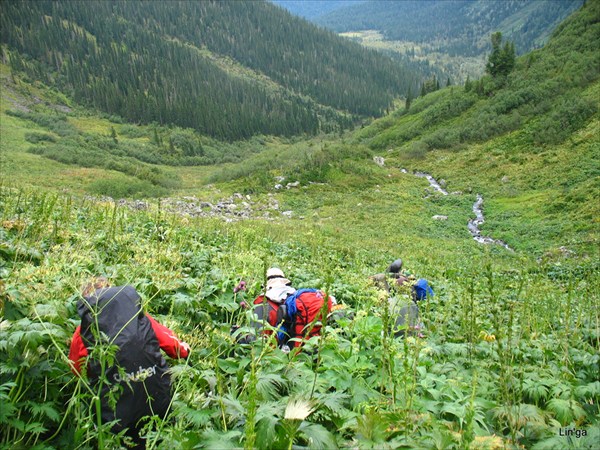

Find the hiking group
[[237, 261, 433, 348], [68, 259, 433, 448]]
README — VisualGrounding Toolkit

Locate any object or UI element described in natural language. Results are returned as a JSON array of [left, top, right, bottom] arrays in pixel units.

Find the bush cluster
[[87, 178, 169, 199], [7, 110, 76, 137], [24, 132, 57, 144]]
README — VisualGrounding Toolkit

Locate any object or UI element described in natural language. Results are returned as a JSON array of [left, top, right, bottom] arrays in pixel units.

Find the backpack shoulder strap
[[287, 289, 323, 317]]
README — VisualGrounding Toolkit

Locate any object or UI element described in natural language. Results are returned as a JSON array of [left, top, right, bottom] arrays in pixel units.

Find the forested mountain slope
[[314, 0, 584, 57], [0, 0, 417, 140]]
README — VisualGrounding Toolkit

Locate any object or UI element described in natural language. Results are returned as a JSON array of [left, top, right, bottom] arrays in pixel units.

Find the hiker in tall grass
[[371, 258, 434, 300], [279, 282, 334, 350], [257, 267, 296, 339], [236, 268, 333, 350], [233, 267, 295, 345], [69, 277, 190, 448], [370, 259, 434, 337], [370, 258, 409, 289]]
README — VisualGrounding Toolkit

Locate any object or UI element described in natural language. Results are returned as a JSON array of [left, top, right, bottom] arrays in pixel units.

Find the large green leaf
[[298, 422, 338, 450]]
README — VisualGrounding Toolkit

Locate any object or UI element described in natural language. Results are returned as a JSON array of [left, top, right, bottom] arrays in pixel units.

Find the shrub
[[405, 140, 428, 159], [24, 132, 56, 144], [99, 113, 124, 124], [531, 97, 598, 145], [26, 139, 181, 190], [421, 93, 477, 124], [169, 128, 204, 156], [6, 110, 76, 136], [290, 149, 332, 184], [423, 127, 460, 150], [119, 124, 148, 139], [86, 177, 168, 199], [369, 122, 424, 151], [238, 171, 273, 195]]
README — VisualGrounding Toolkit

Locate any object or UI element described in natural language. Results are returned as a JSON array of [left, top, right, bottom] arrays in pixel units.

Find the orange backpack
[[284, 289, 332, 347]]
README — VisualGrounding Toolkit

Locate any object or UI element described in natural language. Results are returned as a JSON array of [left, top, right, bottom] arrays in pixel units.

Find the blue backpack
[[413, 279, 434, 301]]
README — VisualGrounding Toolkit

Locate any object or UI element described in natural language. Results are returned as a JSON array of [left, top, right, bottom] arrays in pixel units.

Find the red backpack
[[285, 289, 332, 347]]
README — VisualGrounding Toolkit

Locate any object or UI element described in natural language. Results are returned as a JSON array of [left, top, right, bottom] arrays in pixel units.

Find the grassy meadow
[[1, 179, 598, 449], [1, 89, 599, 448]]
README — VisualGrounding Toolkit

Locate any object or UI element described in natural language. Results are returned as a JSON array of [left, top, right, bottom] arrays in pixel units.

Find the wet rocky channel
[[414, 172, 449, 196], [402, 167, 513, 251], [467, 194, 513, 251]]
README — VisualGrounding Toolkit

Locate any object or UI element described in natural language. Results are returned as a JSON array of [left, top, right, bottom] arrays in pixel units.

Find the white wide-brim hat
[[266, 267, 291, 290], [267, 267, 285, 279]]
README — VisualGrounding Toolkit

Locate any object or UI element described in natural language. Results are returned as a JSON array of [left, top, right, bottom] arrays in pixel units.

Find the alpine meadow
[[0, 1, 598, 449]]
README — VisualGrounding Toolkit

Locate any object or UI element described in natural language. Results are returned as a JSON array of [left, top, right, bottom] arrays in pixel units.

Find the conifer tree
[[405, 88, 412, 111], [485, 32, 516, 78], [110, 126, 118, 144]]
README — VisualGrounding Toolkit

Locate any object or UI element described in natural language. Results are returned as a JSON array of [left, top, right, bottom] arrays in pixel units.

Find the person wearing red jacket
[[69, 314, 190, 374], [69, 278, 189, 448], [250, 268, 334, 350]]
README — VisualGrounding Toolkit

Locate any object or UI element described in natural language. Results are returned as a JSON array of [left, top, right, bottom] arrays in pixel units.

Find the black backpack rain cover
[[77, 286, 171, 430]]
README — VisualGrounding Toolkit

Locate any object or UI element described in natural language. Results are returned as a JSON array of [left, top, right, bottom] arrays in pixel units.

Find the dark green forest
[[0, 0, 421, 140], [315, 0, 584, 57]]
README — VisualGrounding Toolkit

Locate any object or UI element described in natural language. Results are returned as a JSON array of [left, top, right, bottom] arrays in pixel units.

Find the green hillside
[[1, 1, 599, 449], [0, 0, 423, 140], [348, 0, 600, 256]]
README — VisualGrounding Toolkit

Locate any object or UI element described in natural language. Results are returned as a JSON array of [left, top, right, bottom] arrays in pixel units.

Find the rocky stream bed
[[88, 159, 513, 251]]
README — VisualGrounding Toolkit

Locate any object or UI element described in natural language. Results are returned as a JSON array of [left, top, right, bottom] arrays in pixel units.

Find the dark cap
[[387, 259, 403, 274]]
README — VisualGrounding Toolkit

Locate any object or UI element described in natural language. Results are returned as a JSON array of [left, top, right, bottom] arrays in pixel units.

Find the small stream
[[414, 172, 449, 195], [467, 195, 513, 251], [406, 169, 512, 250]]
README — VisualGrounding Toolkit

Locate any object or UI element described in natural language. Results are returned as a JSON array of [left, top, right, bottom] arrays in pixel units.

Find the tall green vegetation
[[0, 0, 415, 140], [0, 187, 598, 448]]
